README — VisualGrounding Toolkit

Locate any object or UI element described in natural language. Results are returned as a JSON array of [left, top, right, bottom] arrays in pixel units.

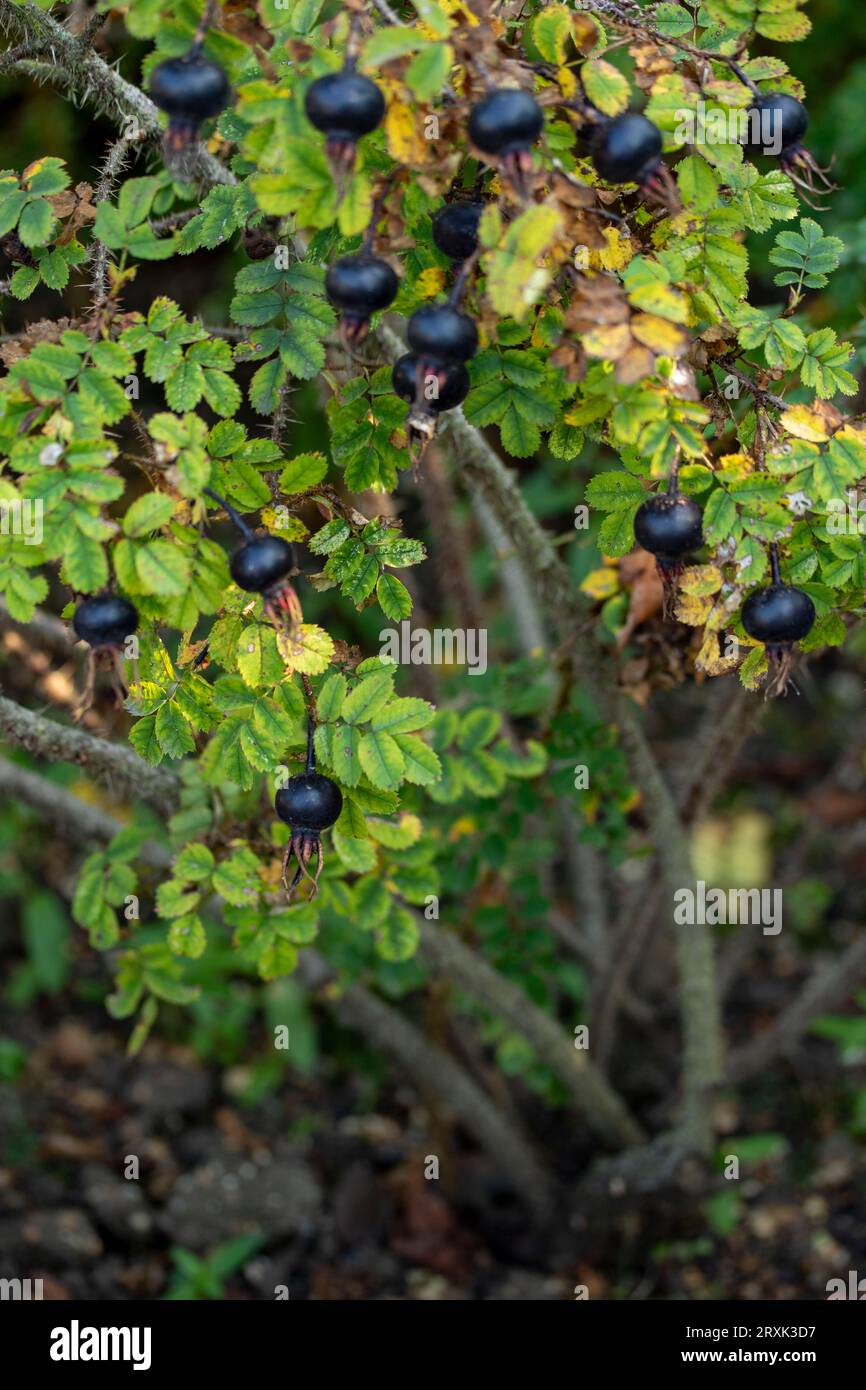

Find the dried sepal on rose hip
[[204, 488, 301, 637], [71, 592, 139, 720], [275, 715, 342, 900], [149, 40, 230, 176], [392, 352, 470, 449], [633, 470, 703, 618], [468, 87, 544, 201], [743, 91, 836, 209], [740, 545, 816, 698]]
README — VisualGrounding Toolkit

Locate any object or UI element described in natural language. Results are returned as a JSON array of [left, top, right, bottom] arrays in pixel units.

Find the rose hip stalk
[[204, 488, 301, 639], [72, 592, 139, 720], [275, 712, 342, 899], [741, 544, 816, 698]]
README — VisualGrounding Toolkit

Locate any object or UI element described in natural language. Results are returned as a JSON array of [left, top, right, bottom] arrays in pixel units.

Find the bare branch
[[728, 930, 866, 1083], [0, 756, 170, 867], [0, 692, 179, 815], [0, 598, 72, 660], [616, 697, 722, 1152], [418, 918, 645, 1148]]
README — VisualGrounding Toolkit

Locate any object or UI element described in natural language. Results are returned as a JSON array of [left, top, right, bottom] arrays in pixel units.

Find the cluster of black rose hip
[[69, 50, 821, 820]]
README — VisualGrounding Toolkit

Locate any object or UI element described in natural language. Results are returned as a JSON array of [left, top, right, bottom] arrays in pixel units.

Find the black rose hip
[[432, 201, 483, 263], [149, 46, 230, 170], [205, 489, 302, 636], [740, 546, 816, 697], [468, 88, 543, 200], [276, 715, 342, 898], [305, 69, 384, 181], [591, 113, 662, 185], [326, 252, 398, 346], [407, 303, 478, 365], [633, 494, 703, 563], [392, 354, 469, 414], [230, 534, 296, 595], [73, 594, 139, 650], [743, 92, 835, 207], [72, 593, 139, 719], [633, 475, 703, 618]]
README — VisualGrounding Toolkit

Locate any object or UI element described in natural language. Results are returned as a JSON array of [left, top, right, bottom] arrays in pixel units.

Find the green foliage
[[0, 0, 861, 1050]]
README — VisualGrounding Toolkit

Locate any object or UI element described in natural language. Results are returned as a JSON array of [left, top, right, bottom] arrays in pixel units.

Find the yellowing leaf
[[581, 566, 620, 600], [679, 564, 724, 597], [277, 623, 335, 675], [581, 58, 630, 117], [415, 265, 447, 298], [591, 226, 634, 272], [532, 6, 575, 64], [675, 591, 713, 625], [385, 98, 428, 164], [557, 66, 578, 100], [630, 312, 689, 357], [583, 322, 632, 360], [695, 628, 739, 676], [780, 403, 829, 442], [484, 204, 563, 321]]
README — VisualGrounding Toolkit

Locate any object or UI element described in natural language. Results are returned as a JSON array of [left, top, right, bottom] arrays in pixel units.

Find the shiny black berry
[[591, 113, 663, 185], [230, 535, 295, 594], [305, 71, 385, 143], [741, 583, 815, 646], [149, 52, 230, 124], [326, 253, 398, 318], [468, 88, 544, 157], [407, 303, 478, 364], [432, 201, 483, 262], [276, 773, 343, 834], [73, 594, 138, 649], [744, 92, 808, 157], [392, 353, 470, 413], [634, 494, 703, 561]]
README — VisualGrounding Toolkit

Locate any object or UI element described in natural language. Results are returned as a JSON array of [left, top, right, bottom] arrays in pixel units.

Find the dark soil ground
[[2, 991, 865, 1301]]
